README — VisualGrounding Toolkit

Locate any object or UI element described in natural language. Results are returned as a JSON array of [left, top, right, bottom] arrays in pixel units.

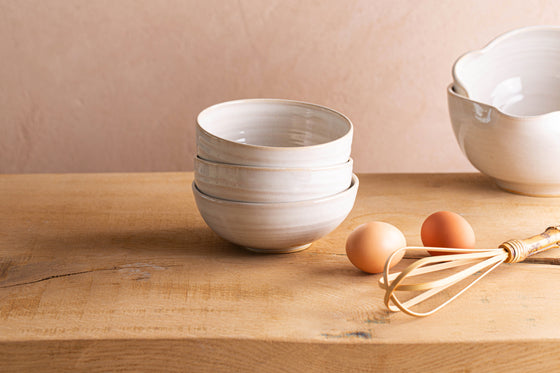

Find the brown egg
[[421, 211, 476, 255], [345, 221, 406, 274]]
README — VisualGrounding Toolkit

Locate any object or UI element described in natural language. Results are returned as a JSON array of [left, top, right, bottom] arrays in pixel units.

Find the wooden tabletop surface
[[1, 172, 560, 372]]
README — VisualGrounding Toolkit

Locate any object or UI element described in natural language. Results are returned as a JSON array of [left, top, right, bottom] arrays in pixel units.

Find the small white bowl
[[193, 174, 359, 253], [448, 84, 560, 196], [196, 99, 353, 168], [194, 156, 353, 203], [453, 26, 560, 116]]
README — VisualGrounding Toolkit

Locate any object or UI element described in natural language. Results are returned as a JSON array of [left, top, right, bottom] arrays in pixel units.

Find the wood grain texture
[[1, 172, 560, 372]]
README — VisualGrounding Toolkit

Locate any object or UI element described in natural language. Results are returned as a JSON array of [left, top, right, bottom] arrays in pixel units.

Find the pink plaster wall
[[1, 0, 559, 173]]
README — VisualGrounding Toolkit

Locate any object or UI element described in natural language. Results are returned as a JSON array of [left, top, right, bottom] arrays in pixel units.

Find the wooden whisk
[[378, 226, 560, 317]]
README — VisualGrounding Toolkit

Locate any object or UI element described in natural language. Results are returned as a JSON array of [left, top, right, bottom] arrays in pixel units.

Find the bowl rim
[[192, 173, 359, 206], [452, 25, 560, 118], [196, 98, 353, 151], [447, 83, 560, 121], [194, 155, 353, 172]]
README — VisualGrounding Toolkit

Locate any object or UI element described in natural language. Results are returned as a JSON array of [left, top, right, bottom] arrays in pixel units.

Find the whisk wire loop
[[380, 248, 508, 316], [379, 226, 560, 317]]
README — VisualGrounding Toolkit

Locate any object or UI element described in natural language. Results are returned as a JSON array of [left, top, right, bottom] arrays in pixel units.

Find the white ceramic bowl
[[449, 26, 560, 196], [196, 99, 353, 168], [193, 174, 359, 253], [453, 26, 560, 116], [194, 156, 353, 203], [448, 84, 560, 196]]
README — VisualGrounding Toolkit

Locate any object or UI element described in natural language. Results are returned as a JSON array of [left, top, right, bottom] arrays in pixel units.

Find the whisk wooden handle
[[499, 226, 560, 263]]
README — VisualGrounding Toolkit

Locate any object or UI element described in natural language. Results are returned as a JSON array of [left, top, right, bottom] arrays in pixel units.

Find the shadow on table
[[19, 226, 258, 259], [3, 225, 310, 288]]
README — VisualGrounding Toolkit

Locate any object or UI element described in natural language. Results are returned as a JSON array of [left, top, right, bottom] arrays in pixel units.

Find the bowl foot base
[[244, 243, 312, 254], [494, 179, 560, 197]]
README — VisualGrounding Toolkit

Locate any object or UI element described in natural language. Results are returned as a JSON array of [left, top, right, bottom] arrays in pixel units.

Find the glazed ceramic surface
[[192, 174, 359, 253], [194, 156, 353, 203], [453, 26, 560, 117], [448, 85, 560, 196], [196, 99, 353, 167]]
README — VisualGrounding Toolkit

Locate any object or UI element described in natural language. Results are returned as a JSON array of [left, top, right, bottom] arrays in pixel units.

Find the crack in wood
[[0, 264, 177, 289], [321, 330, 373, 340], [0, 267, 118, 288]]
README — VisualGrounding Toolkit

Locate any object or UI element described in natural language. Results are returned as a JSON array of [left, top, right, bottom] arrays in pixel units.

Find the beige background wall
[[1, 0, 559, 174]]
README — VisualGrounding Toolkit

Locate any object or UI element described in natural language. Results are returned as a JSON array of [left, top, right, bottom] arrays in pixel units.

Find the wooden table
[[1, 173, 560, 372]]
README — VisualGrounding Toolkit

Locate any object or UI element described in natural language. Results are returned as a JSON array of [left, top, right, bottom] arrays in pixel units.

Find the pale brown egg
[[421, 211, 476, 255], [345, 221, 406, 274]]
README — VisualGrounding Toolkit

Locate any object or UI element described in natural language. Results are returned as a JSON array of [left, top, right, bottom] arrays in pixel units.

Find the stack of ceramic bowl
[[192, 99, 358, 253], [448, 26, 560, 196]]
